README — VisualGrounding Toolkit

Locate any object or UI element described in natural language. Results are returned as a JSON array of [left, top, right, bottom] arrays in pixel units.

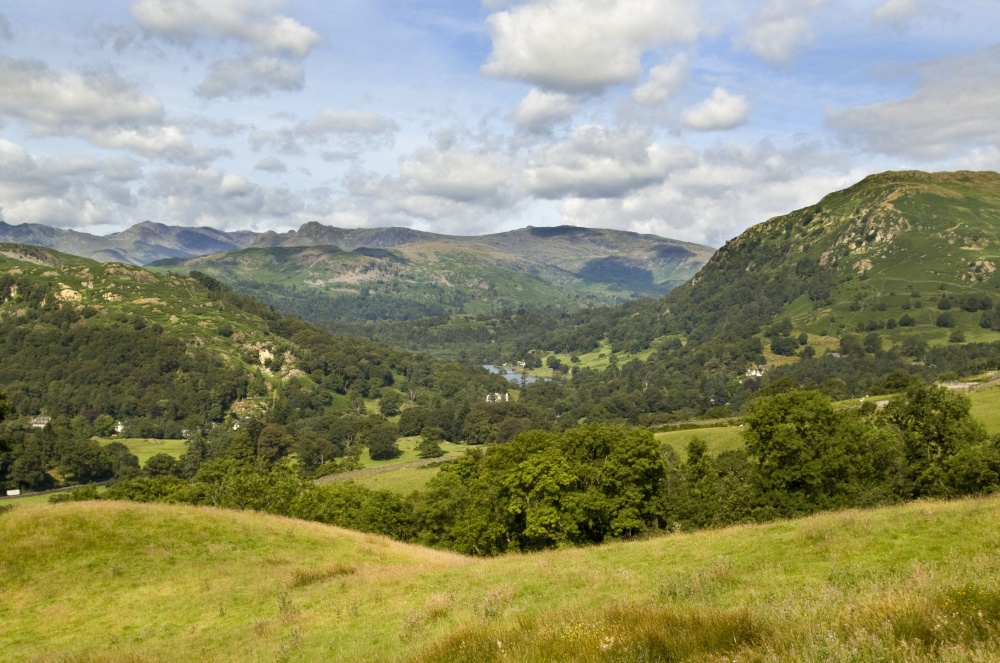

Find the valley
[[4, 170, 1000, 661]]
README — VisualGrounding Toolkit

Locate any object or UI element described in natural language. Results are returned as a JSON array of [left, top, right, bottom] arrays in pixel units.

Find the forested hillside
[[0, 244, 541, 493]]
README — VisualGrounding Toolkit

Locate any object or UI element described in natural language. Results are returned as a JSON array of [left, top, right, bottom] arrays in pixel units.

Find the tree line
[[51, 382, 1000, 555]]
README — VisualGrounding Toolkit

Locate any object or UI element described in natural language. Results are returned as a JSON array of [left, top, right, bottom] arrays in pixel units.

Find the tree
[[367, 422, 401, 460], [59, 438, 113, 484], [103, 442, 141, 480], [742, 390, 903, 514], [882, 383, 987, 496], [256, 424, 294, 462], [9, 439, 53, 490], [378, 390, 403, 417], [417, 427, 446, 459], [93, 414, 116, 437], [144, 452, 181, 478]]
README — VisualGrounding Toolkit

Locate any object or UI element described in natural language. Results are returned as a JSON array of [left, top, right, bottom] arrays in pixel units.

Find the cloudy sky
[[1, 0, 998, 246]]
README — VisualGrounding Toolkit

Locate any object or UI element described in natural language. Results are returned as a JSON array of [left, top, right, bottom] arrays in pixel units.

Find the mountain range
[[153, 225, 714, 321]]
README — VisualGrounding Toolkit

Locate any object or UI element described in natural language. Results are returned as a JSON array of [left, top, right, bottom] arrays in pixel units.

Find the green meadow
[[4, 496, 1000, 661], [97, 437, 189, 466]]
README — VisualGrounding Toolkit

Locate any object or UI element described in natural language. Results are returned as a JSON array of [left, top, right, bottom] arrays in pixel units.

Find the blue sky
[[1, 0, 998, 246]]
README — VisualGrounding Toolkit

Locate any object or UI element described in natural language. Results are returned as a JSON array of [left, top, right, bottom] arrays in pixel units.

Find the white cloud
[[683, 88, 750, 131], [196, 55, 304, 99], [553, 141, 860, 246], [140, 167, 305, 228], [399, 149, 514, 206], [525, 125, 684, 199], [130, 0, 321, 56], [0, 57, 162, 133], [0, 57, 216, 164], [483, 0, 700, 92], [632, 54, 689, 106], [734, 0, 829, 66], [131, 0, 321, 99], [513, 89, 582, 133], [0, 140, 140, 228], [828, 46, 1000, 160], [254, 156, 287, 172], [320, 148, 525, 235]]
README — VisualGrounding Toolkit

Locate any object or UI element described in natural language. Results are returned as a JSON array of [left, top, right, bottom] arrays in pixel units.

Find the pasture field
[[4, 496, 1000, 661], [96, 437, 188, 465], [970, 387, 1000, 434], [655, 425, 744, 460]]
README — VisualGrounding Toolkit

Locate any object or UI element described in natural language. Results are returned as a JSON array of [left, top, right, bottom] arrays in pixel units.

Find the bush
[[936, 312, 956, 328]]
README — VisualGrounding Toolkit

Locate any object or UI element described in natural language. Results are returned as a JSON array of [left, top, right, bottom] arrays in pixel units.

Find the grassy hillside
[[153, 227, 713, 324], [696, 170, 1000, 353], [4, 497, 1000, 661]]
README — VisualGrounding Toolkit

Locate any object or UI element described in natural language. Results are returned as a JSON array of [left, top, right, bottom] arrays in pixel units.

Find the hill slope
[[3, 497, 1000, 661], [674, 170, 1000, 348], [0, 243, 512, 427], [164, 225, 713, 323]]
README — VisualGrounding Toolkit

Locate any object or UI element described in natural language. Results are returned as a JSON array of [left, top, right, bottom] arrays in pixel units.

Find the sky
[[0, 0, 999, 247]]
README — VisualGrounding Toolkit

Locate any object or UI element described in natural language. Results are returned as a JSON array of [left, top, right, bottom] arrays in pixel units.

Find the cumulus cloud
[[321, 148, 524, 235], [734, 0, 829, 65], [0, 140, 141, 228], [553, 141, 859, 246], [828, 46, 1000, 160], [513, 89, 582, 133], [399, 149, 513, 206], [140, 167, 305, 228], [131, 0, 321, 99], [525, 125, 684, 199], [483, 0, 699, 92], [683, 88, 750, 132], [130, 0, 321, 56], [632, 54, 689, 106], [254, 156, 287, 172], [0, 57, 217, 164]]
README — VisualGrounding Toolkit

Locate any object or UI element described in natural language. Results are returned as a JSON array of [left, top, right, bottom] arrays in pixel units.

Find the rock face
[[0, 220, 259, 265]]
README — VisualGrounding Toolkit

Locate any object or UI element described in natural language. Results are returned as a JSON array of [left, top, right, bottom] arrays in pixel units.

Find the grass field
[[326, 437, 474, 494], [96, 437, 188, 465], [970, 387, 1000, 434], [654, 425, 744, 460], [4, 496, 1000, 661], [358, 436, 468, 469], [349, 463, 448, 494]]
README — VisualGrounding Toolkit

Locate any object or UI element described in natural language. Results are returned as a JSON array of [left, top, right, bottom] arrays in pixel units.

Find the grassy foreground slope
[[4, 498, 1000, 662]]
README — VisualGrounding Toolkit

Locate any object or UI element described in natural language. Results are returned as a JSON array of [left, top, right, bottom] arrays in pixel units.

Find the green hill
[[3, 496, 1000, 661], [673, 170, 1000, 351], [152, 226, 713, 323]]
